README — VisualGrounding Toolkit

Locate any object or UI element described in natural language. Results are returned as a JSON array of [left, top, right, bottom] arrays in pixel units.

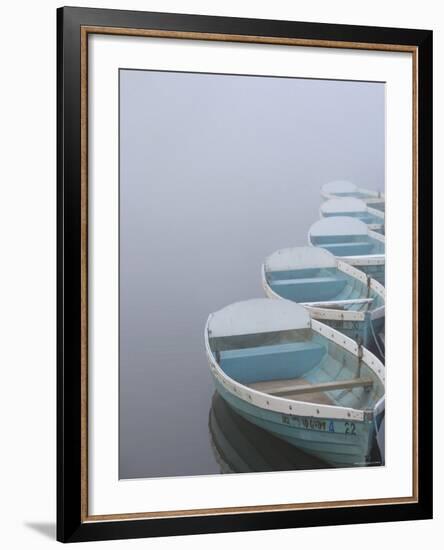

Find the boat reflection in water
[[209, 392, 329, 473], [209, 392, 383, 474]]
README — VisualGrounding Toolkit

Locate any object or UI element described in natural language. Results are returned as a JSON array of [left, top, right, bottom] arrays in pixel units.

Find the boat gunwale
[[204, 315, 385, 423], [369, 229, 385, 244], [367, 205, 385, 220], [339, 254, 385, 266]]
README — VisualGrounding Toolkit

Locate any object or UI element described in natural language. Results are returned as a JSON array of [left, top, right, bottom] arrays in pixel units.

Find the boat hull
[[212, 377, 377, 467]]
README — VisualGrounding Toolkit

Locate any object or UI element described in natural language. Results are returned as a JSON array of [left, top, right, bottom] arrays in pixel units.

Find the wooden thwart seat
[[249, 377, 373, 398]]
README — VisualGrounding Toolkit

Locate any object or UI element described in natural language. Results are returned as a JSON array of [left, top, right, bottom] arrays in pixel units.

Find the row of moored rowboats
[[205, 180, 386, 467]]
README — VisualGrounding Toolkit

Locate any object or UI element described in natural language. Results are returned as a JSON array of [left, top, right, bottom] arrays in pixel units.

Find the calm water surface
[[119, 70, 384, 479]]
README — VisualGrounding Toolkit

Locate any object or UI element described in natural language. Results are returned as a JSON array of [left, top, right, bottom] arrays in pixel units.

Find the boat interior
[[210, 329, 384, 411], [310, 233, 385, 257], [266, 266, 384, 311], [323, 211, 383, 227]]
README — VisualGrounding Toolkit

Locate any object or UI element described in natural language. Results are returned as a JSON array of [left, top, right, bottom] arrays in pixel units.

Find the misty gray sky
[[119, 69, 385, 479]]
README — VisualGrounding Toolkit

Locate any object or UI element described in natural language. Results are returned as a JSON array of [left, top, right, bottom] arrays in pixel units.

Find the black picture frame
[[57, 6, 433, 543]]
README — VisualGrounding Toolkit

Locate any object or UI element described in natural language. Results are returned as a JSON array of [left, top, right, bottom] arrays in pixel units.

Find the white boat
[[320, 197, 385, 234], [205, 299, 385, 467], [321, 180, 385, 212], [308, 216, 385, 285], [261, 247, 385, 354]]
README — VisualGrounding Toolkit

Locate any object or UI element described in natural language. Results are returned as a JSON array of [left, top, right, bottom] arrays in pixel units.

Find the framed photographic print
[[57, 6, 433, 543]]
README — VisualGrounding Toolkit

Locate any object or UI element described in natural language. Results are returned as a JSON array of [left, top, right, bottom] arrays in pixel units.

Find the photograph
[[119, 69, 386, 479]]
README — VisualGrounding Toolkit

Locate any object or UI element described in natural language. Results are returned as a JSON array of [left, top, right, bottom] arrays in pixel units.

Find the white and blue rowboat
[[308, 217, 385, 286], [205, 299, 385, 467], [321, 180, 385, 212], [320, 198, 385, 234], [261, 247, 385, 354]]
